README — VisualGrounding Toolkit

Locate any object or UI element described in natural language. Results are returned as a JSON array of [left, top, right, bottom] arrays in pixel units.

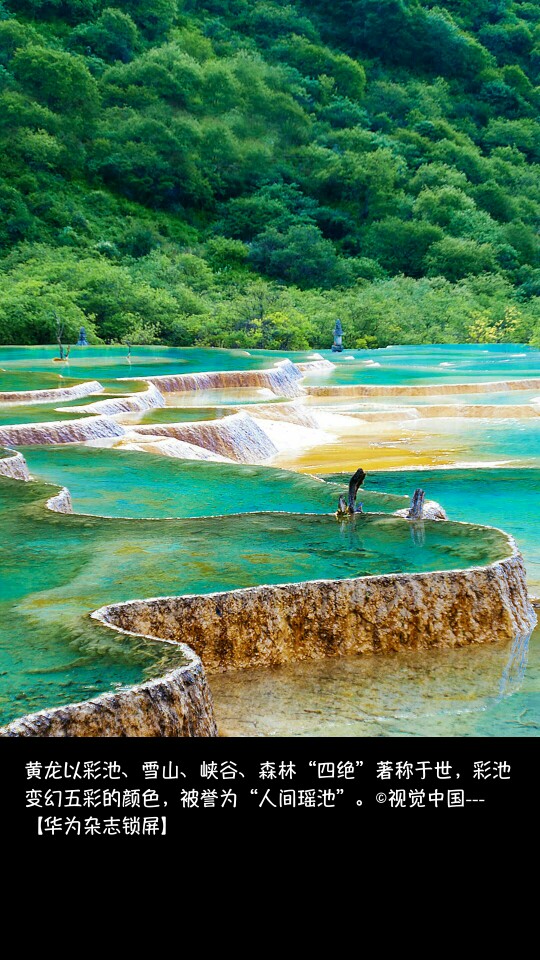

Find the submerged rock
[[393, 500, 448, 521]]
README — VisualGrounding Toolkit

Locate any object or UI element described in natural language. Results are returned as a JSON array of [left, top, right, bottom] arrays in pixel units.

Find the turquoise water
[[302, 343, 540, 387], [1, 342, 539, 736], [0, 371, 91, 393], [0, 474, 504, 727], [208, 469, 540, 740], [362, 467, 540, 592], [404, 418, 540, 467], [1, 343, 539, 392], [308, 391, 540, 410], [210, 629, 538, 738], [0, 401, 100, 427], [0, 345, 314, 390], [324, 466, 540, 588], [234, 465, 537, 738], [20, 446, 406, 519]]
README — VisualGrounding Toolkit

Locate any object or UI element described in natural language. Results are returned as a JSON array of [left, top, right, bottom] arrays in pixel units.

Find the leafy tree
[[249, 223, 352, 288], [122, 0, 178, 39], [413, 186, 477, 228], [69, 9, 139, 64], [0, 275, 92, 345], [473, 182, 517, 222], [366, 218, 443, 276], [0, 0, 539, 349], [467, 305, 523, 342], [484, 118, 540, 161], [0, 20, 40, 65], [12, 46, 99, 118], [425, 237, 498, 280], [8, 1, 99, 21], [0, 185, 36, 244], [273, 36, 366, 100], [204, 236, 248, 270]]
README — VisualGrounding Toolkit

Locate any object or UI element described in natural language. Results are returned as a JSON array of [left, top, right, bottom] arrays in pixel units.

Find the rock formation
[[0, 450, 31, 481], [47, 486, 73, 514]]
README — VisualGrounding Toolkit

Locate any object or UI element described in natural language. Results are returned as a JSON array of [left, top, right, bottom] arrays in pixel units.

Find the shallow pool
[[0, 473, 510, 726]]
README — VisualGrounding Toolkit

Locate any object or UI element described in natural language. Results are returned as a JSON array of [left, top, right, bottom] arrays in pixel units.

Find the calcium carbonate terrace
[[0, 343, 539, 737]]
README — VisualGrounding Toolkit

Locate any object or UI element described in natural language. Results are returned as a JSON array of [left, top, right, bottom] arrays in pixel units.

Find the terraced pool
[[0, 342, 538, 736]]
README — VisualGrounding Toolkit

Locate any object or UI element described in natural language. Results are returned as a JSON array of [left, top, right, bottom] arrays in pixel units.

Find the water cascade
[[117, 436, 233, 462], [231, 400, 320, 428], [0, 415, 125, 446], [0, 380, 104, 406], [130, 412, 278, 463], [133, 358, 306, 399], [62, 383, 166, 418], [307, 377, 540, 398], [296, 359, 336, 373]]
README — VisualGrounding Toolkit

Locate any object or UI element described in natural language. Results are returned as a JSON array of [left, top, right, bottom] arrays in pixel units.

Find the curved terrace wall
[[0, 449, 31, 481], [90, 542, 535, 676], [132, 412, 278, 463], [64, 383, 165, 417], [2, 530, 533, 738], [46, 486, 73, 514], [136, 358, 306, 398], [0, 415, 125, 445], [348, 404, 540, 421], [0, 380, 103, 405], [234, 400, 320, 428], [307, 377, 540, 398], [0, 469, 535, 736], [0, 650, 217, 738]]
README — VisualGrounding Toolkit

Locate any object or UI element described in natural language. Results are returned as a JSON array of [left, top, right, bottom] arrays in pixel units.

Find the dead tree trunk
[[54, 313, 65, 361], [408, 488, 425, 519], [348, 468, 366, 513], [337, 468, 366, 516]]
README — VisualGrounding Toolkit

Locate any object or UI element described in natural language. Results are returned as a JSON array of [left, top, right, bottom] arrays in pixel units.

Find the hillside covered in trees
[[1, 0, 540, 349]]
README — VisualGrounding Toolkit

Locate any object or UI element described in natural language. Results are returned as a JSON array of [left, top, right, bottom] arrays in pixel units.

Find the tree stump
[[408, 488, 425, 520], [348, 468, 366, 513], [336, 468, 366, 517]]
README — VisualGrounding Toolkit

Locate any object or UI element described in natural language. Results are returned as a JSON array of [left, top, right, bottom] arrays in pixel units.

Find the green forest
[[1, 0, 540, 349]]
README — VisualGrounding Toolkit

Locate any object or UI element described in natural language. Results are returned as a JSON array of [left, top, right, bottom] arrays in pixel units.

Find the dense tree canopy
[[0, 0, 539, 347]]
